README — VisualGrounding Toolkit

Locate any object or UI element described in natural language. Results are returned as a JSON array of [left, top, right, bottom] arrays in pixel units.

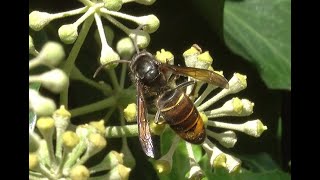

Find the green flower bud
[[29, 153, 39, 170], [29, 35, 38, 55], [153, 159, 171, 175], [123, 103, 137, 123], [150, 118, 166, 135], [137, 15, 160, 33], [100, 47, 120, 69], [128, 30, 150, 49], [70, 165, 90, 180], [104, 164, 131, 180], [205, 97, 254, 118], [39, 69, 69, 93], [155, 49, 174, 65], [29, 131, 41, 153], [91, 150, 124, 170], [58, 24, 78, 44], [183, 45, 201, 68], [133, 0, 156, 5], [196, 51, 213, 69], [36, 117, 55, 135], [62, 131, 80, 150], [38, 42, 65, 67], [206, 130, 237, 148], [29, 89, 56, 116], [89, 120, 106, 136], [87, 133, 107, 156], [104, 0, 123, 11], [116, 37, 135, 59], [187, 164, 204, 180], [225, 154, 241, 173], [243, 119, 267, 137], [29, 11, 52, 31]]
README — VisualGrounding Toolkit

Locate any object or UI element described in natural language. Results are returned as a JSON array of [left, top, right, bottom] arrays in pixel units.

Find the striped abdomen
[[156, 89, 206, 144]]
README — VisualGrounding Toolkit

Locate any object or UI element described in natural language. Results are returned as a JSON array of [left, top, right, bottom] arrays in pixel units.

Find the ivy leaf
[[199, 153, 290, 179], [224, 0, 291, 90]]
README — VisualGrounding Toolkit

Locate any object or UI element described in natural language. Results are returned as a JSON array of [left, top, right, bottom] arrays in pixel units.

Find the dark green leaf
[[237, 152, 280, 172], [224, 0, 291, 90]]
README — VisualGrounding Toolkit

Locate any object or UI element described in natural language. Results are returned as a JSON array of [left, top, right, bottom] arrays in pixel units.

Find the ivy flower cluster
[[29, 38, 68, 118], [150, 46, 268, 178], [29, 106, 129, 179], [29, 0, 159, 68], [29, 0, 268, 179]]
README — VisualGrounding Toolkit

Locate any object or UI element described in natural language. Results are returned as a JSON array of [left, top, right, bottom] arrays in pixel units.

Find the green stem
[[103, 107, 116, 122], [100, 8, 141, 24], [70, 96, 117, 118], [80, 76, 113, 95], [60, 16, 94, 108], [50, 7, 88, 20], [29, 57, 41, 70], [120, 63, 127, 88], [107, 69, 121, 91], [105, 124, 139, 138]]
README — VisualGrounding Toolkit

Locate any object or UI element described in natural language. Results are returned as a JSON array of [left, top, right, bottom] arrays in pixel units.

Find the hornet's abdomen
[[156, 89, 206, 144]]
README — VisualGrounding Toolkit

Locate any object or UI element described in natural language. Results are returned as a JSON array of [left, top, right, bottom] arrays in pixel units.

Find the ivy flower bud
[[87, 133, 107, 156], [100, 47, 120, 69], [36, 117, 55, 137], [187, 164, 204, 180], [104, 0, 123, 11], [150, 118, 166, 135], [227, 73, 247, 94], [123, 103, 137, 123], [207, 119, 267, 137], [128, 30, 150, 49], [133, 0, 156, 5], [38, 69, 69, 93], [29, 153, 39, 170], [197, 73, 247, 111], [29, 89, 56, 116], [205, 97, 254, 118], [225, 154, 241, 173], [58, 24, 78, 44], [29, 35, 38, 55], [29, 131, 41, 153], [104, 164, 131, 180], [137, 15, 160, 33], [116, 37, 135, 59], [70, 165, 90, 180], [62, 131, 80, 151], [202, 139, 227, 168], [154, 136, 180, 174], [155, 49, 174, 65], [89, 120, 106, 136], [183, 45, 202, 68], [242, 119, 268, 137], [196, 51, 213, 69], [38, 42, 65, 67], [153, 158, 172, 175], [206, 130, 237, 148], [92, 150, 124, 171], [53, 105, 71, 126], [29, 11, 53, 31]]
